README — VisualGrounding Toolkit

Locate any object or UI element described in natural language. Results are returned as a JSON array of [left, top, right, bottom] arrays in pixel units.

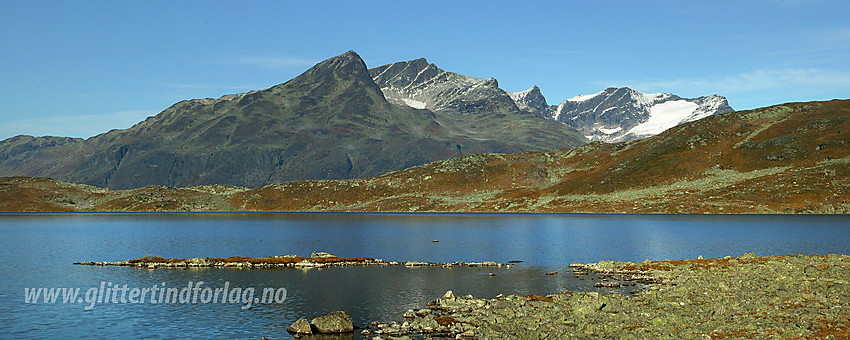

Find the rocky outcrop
[[310, 251, 335, 258], [364, 254, 850, 339], [73, 254, 507, 270]]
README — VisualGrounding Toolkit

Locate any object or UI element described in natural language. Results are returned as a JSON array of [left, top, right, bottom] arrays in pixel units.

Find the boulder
[[294, 259, 320, 268], [286, 318, 312, 335], [311, 311, 354, 333], [188, 257, 209, 265]]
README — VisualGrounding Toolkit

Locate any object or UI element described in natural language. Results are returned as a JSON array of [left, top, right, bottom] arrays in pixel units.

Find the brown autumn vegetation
[[525, 294, 555, 302], [621, 255, 773, 271], [1, 99, 848, 214]]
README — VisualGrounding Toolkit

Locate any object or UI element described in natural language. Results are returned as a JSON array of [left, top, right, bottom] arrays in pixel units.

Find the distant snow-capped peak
[[548, 87, 732, 142], [368, 58, 732, 143]]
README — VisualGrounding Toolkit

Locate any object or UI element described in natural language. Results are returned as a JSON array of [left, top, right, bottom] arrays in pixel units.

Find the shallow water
[[1, 213, 848, 339]]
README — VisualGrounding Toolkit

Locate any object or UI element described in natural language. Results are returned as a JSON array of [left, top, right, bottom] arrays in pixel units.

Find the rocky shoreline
[[73, 252, 507, 270], [75, 252, 850, 338], [361, 253, 850, 339]]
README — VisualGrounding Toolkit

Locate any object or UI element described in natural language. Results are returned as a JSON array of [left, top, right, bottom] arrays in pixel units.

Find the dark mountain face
[[0, 51, 586, 189]]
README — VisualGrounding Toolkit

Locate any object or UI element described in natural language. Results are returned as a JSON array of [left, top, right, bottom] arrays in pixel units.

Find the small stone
[[488, 272, 495, 276], [546, 271, 558, 275], [286, 318, 312, 335], [433, 239, 439, 242]]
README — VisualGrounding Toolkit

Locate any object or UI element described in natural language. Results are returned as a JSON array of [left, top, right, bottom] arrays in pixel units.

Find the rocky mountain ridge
[[369, 58, 520, 116], [0, 51, 585, 189], [368, 57, 733, 143]]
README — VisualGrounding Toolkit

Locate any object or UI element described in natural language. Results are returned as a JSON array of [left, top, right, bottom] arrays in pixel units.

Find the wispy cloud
[[813, 28, 850, 46], [210, 55, 318, 69], [0, 110, 157, 140], [597, 68, 850, 94]]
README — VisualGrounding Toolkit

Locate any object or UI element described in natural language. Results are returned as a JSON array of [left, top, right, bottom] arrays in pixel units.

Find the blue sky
[[1, 0, 849, 140]]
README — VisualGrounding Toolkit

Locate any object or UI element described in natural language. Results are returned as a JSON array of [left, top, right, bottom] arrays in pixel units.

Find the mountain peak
[[275, 49, 384, 100], [310, 50, 368, 73], [508, 85, 551, 117]]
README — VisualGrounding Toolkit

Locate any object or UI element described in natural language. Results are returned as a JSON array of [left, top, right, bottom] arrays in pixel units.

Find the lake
[[1, 213, 848, 339]]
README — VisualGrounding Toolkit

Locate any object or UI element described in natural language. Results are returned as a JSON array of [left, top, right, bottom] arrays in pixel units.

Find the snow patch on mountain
[[598, 126, 623, 135], [567, 91, 604, 102], [553, 102, 567, 121], [625, 100, 699, 137], [401, 97, 427, 109]]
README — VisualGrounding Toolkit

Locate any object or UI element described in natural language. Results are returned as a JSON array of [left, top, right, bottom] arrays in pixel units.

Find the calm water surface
[[0, 213, 848, 339]]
